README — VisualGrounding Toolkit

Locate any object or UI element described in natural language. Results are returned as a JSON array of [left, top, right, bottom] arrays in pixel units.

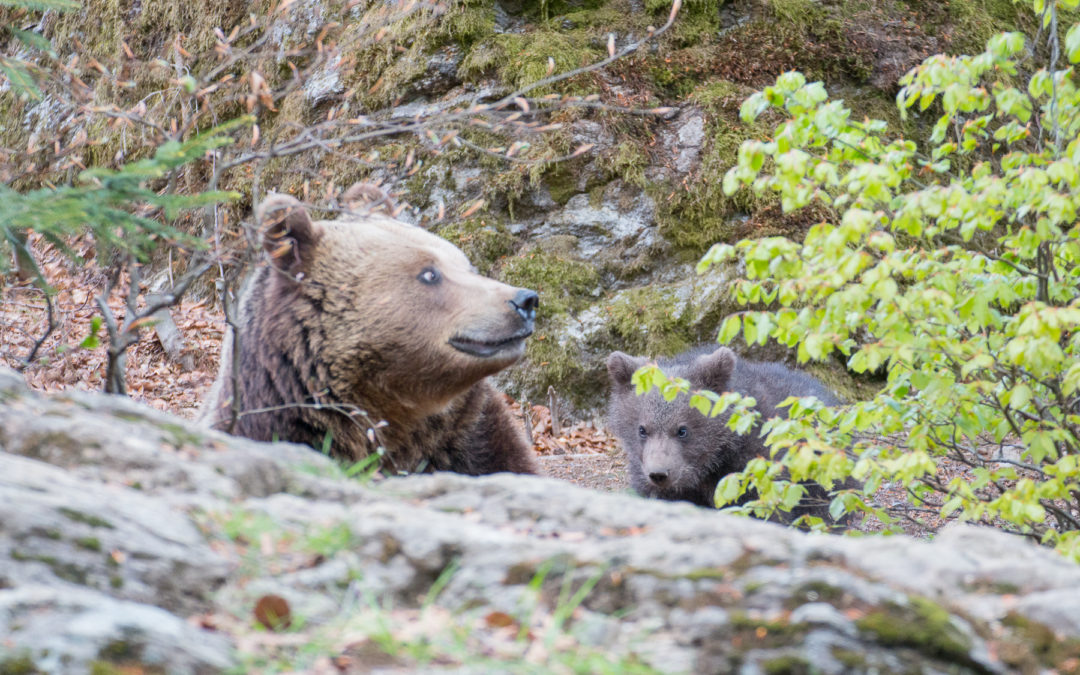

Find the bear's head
[[255, 192, 538, 423], [606, 347, 737, 502]]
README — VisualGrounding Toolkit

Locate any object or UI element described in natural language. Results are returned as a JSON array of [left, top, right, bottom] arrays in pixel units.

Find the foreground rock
[[2, 370, 1080, 673]]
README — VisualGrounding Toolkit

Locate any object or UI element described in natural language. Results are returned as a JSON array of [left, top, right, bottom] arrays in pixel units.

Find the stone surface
[[3, 371, 1080, 673]]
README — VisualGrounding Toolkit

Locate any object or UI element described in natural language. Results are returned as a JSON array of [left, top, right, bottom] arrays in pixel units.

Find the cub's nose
[[648, 471, 669, 486], [510, 289, 539, 322]]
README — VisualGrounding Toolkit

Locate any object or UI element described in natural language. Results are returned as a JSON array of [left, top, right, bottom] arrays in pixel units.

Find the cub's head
[[606, 347, 737, 502], [255, 191, 537, 418]]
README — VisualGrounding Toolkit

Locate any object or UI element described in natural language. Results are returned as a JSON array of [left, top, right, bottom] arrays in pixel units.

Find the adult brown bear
[[202, 189, 539, 475]]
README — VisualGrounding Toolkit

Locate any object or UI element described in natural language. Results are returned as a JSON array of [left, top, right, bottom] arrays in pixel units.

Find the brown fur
[[202, 191, 539, 475]]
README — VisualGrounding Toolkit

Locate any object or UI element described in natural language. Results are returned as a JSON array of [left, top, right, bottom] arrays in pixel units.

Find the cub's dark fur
[[607, 345, 853, 524]]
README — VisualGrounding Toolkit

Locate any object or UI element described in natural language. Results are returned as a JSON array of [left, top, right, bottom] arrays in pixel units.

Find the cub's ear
[[256, 194, 324, 274], [688, 347, 736, 394], [607, 351, 647, 390]]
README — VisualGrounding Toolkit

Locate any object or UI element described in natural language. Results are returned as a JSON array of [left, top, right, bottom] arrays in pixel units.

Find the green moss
[[855, 596, 975, 667], [75, 537, 102, 552], [0, 655, 41, 675], [1000, 611, 1080, 670], [159, 422, 203, 449], [606, 286, 694, 358], [110, 575, 124, 589], [768, 0, 822, 24], [97, 642, 137, 662], [499, 247, 599, 319], [830, 647, 867, 669], [512, 321, 609, 412], [785, 581, 848, 610], [600, 142, 648, 188], [644, 0, 721, 48], [10, 550, 88, 585], [683, 568, 726, 581], [655, 85, 777, 255], [58, 508, 114, 529], [436, 218, 515, 274], [460, 30, 599, 95], [561, 6, 624, 29], [442, 4, 496, 47], [729, 612, 809, 649], [761, 655, 812, 675], [544, 165, 581, 206]]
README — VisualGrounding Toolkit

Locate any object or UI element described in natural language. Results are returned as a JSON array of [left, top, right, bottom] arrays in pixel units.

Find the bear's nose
[[648, 471, 669, 486], [510, 289, 539, 322]]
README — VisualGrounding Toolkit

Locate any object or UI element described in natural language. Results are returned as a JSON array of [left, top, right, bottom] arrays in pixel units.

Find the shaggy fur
[[202, 192, 539, 475], [607, 345, 852, 524]]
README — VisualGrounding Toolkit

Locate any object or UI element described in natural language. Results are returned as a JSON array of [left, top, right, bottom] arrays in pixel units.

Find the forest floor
[[1, 238, 980, 537]]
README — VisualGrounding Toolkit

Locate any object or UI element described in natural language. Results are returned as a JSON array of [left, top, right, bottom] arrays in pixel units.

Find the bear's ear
[[257, 194, 323, 274], [607, 351, 646, 391], [688, 347, 736, 393]]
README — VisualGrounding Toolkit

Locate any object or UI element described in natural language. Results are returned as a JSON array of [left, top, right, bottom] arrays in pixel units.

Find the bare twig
[[19, 291, 55, 370]]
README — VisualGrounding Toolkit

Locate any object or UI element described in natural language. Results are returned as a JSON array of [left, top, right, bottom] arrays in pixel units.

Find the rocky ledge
[[2, 368, 1079, 673]]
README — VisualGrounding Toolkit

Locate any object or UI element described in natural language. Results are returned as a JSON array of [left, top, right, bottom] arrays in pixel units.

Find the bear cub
[[202, 188, 539, 476], [607, 345, 851, 524]]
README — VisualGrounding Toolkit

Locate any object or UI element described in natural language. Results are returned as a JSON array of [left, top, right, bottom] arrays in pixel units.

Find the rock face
[[4, 369, 1080, 673]]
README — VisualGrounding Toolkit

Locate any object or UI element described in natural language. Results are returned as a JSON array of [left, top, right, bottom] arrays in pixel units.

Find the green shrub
[[678, 1, 1080, 558]]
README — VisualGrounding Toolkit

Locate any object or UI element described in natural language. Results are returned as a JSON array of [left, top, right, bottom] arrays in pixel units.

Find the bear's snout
[[509, 289, 539, 323], [642, 442, 682, 490]]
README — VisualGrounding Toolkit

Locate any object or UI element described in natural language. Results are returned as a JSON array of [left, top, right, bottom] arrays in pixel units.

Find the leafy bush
[[685, 1, 1080, 558]]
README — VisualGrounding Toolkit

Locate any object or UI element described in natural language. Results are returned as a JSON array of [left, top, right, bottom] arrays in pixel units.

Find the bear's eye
[[418, 266, 441, 285], [638, 425, 647, 438], [676, 426, 688, 438]]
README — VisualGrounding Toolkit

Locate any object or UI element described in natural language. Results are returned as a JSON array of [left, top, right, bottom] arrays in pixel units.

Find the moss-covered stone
[[436, 217, 516, 274], [10, 550, 89, 585], [605, 286, 695, 357], [498, 246, 600, 319], [761, 655, 813, 675], [728, 612, 810, 649], [460, 30, 600, 95], [506, 325, 609, 413], [855, 596, 976, 668], [75, 537, 102, 552], [57, 508, 114, 529], [999, 611, 1080, 673]]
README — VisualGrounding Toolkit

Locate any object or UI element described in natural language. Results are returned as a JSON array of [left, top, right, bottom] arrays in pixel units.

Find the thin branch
[[19, 291, 55, 370]]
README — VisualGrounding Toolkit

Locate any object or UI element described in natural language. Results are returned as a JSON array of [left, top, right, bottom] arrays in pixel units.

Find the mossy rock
[[855, 596, 978, 669], [436, 217, 516, 274], [498, 244, 601, 319], [459, 29, 600, 95]]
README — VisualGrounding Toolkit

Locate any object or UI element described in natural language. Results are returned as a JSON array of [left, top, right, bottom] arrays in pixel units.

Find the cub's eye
[[638, 425, 647, 438], [418, 267, 441, 285], [676, 426, 688, 438]]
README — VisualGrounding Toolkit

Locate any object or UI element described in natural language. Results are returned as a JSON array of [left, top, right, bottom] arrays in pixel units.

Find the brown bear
[[201, 190, 540, 475], [607, 345, 853, 525]]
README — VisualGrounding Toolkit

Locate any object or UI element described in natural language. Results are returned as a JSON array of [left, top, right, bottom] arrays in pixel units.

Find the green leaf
[[9, 27, 54, 54], [80, 316, 102, 350], [717, 315, 741, 345], [0, 57, 41, 100]]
